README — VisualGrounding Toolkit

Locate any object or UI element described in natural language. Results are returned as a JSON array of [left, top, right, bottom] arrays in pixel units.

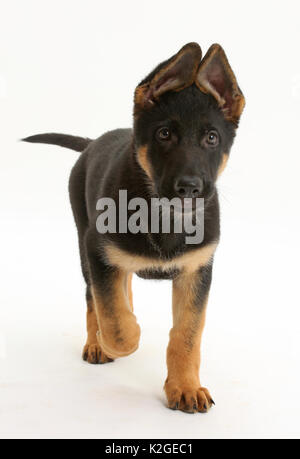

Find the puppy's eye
[[156, 127, 171, 141], [203, 130, 219, 147]]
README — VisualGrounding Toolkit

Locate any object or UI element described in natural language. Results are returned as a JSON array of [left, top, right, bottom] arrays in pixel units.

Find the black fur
[[23, 133, 92, 152], [23, 47, 240, 296]]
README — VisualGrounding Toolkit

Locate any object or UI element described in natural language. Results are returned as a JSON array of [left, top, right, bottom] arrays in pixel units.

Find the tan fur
[[164, 271, 213, 413], [136, 145, 153, 180], [91, 271, 140, 360], [218, 153, 229, 177], [134, 83, 151, 111], [105, 242, 217, 274]]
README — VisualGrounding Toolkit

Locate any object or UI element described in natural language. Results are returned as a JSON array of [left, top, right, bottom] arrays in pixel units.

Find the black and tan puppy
[[23, 43, 245, 414]]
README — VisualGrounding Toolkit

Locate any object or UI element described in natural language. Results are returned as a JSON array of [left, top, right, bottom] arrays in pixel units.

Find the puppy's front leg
[[165, 264, 214, 413], [87, 246, 140, 360]]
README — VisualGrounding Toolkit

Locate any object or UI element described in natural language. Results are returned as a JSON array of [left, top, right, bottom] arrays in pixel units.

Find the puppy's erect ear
[[135, 42, 202, 111], [196, 44, 245, 125]]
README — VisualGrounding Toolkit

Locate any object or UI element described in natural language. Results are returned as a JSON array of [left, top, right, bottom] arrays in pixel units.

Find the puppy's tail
[[22, 133, 92, 152]]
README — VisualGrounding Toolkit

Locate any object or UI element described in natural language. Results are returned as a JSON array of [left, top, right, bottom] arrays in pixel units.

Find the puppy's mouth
[[156, 188, 216, 213], [173, 198, 202, 214]]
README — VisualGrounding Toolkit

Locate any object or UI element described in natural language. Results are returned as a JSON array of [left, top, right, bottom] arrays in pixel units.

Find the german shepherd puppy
[[23, 43, 245, 413]]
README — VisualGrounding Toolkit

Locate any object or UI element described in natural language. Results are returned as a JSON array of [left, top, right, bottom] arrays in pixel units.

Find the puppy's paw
[[165, 382, 214, 414], [98, 315, 141, 359], [82, 342, 114, 365]]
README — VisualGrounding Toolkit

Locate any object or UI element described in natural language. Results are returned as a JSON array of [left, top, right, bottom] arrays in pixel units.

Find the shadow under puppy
[[23, 42, 245, 414]]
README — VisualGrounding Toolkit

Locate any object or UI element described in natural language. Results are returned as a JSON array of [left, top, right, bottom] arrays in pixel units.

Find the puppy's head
[[133, 42, 245, 203]]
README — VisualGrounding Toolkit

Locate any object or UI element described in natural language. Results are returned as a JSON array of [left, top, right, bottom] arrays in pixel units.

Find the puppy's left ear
[[135, 42, 202, 111], [196, 44, 245, 125]]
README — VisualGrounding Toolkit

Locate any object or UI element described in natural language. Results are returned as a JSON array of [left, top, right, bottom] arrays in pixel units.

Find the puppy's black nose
[[174, 176, 204, 198]]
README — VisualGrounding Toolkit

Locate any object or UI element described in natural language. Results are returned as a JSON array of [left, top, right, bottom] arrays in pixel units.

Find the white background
[[1, 0, 300, 439]]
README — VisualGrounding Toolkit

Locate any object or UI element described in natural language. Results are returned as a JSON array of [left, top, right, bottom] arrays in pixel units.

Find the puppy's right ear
[[134, 42, 202, 112], [195, 44, 245, 125]]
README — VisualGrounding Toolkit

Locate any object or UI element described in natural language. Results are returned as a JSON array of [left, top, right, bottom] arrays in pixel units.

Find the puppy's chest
[[104, 242, 217, 275]]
